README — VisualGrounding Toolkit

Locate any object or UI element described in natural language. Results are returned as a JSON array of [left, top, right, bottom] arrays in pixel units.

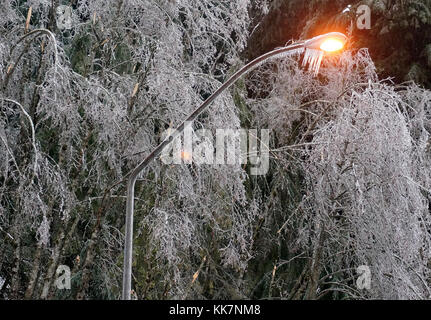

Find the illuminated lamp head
[[304, 32, 347, 52], [301, 32, 347, 76]]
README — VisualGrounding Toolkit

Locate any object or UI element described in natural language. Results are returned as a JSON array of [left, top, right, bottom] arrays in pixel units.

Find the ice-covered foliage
[[246, 48, 431, 299], [1, 0, 430, 300], [305, 83, 431, 299], [0, 0, 269, 300]]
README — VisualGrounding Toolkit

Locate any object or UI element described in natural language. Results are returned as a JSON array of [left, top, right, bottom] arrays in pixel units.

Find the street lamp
[[121, 32, 347, 300]]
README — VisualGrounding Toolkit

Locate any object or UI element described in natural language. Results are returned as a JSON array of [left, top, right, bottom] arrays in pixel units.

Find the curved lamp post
[[122, 32, 347, 300]]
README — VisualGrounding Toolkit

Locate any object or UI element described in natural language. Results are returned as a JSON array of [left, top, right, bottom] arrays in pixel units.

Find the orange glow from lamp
[[320, 38, 345, 52], [304, 32, 347, 52]]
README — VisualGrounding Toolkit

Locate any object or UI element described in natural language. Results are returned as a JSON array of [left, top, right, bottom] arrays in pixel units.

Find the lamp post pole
[[121, 32, 347, 300]]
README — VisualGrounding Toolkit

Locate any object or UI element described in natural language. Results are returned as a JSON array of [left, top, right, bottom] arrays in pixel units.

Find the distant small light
[[320, 38, 345, 52], [181, 151, 192, 161]]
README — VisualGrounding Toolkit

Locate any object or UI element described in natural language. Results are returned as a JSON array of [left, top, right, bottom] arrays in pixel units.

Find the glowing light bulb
[[320, 38, 345, 52]]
